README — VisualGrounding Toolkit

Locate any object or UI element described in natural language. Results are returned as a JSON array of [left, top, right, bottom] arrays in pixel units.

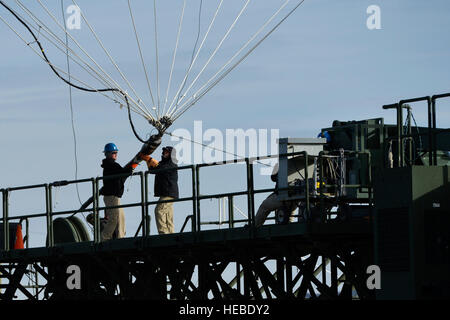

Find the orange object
[[14, 224, 24, 249], [140, 153, 151, 162], [130, 163, 139, 170], [147, 157, 159, 169]]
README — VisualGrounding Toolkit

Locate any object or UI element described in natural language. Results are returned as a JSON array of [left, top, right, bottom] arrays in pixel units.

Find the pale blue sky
[[1, 0, 450, 245]]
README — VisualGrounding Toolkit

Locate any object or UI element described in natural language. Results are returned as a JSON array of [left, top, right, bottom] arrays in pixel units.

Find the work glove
[[146, 157, 159, 169], [137, 153, 158, 168]]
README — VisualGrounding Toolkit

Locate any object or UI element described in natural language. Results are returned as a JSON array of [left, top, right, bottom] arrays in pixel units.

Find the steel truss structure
[[0, 223, 373, 300]]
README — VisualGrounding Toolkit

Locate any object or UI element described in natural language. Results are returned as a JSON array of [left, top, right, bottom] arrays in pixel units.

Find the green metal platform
[[0, 221, 371, 262]]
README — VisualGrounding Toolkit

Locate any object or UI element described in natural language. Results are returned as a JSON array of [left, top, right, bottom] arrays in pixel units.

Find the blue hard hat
[[104, 143, 118, 153], [317, 131, 331, 143]]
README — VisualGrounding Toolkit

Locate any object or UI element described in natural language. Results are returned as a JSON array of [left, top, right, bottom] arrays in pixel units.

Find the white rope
[[161, 0, 186, 117], [172, 0, 305, 122], [14, 0, 119, 91], [165, 0, 224, 117], [0, 13, 151, 117], [172, 0, 293, 120], [69, 0, 153, 118], [19, 1, 123, 95], [11, 5, 117, 92], [23, 0, 153, 120], [224, 197, 248, 219], [14, 0, 154, 122], [127, 0, 156, 110], [153, 0, 161, 117], [165, 130, 272, 167], [69, 0, 153, 119], [171, 0, 203, 114], [168, 0, 252, 117], [5, 0, 307, 126]]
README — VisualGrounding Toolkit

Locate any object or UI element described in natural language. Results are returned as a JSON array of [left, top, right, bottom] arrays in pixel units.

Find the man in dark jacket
[[151, 146, 179, 234], [87, 135, 161, 241], [100, 142, 133, 241]]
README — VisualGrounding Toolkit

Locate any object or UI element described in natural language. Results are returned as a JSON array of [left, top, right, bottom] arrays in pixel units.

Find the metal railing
[[1, 151, 373, 252], [382, 93, 450, 167]]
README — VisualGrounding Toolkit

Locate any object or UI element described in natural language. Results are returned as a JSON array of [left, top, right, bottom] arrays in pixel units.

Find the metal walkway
[[1, 152, 374, 300]]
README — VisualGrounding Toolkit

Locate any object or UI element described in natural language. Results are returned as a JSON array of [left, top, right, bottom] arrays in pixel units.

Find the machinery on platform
[[273, 94, 450, 299], [1, 93, 449, 300]]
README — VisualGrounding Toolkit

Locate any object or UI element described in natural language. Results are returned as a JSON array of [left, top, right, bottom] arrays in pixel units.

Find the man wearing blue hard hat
[[100, 142, 133, 240], [99, 135, 162, 241]]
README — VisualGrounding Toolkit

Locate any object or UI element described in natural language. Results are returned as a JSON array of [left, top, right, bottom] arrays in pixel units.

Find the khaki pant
[[101, 195, 126, 241], [155, 196, 174, 234], [254, 193, 296, 227]]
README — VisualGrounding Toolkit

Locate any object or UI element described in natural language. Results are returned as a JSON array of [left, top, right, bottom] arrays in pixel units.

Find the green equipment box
[[374, 166, 450, 299]]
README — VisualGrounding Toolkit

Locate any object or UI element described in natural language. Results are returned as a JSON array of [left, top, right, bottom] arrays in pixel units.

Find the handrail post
[[245, 159, 254, 228], [304, 152, 310, 221], [195, 165, 201, 232], [139, 172, 147, 237], [249, 160, 255, 228], [431, 97, 437, 165], [192, 165, 198, 233], [397, 102, 404, 167], [2, 189, 9, 251], [96, 178, 101, 242], [406, 106, 413, 165], [428, 97, 434, 166], [46, 184, 54, 247], [228, 196, 234, 229], [318, 152, 325, 223], [92, 178, 100, 243], [25, 217, 29, 249], [385, 97, 436, 167], [144, 171, 150, 236], [365, 151, 373, 223]]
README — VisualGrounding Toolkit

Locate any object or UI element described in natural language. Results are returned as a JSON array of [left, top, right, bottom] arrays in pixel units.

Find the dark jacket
[[152, 155, 179, 199], [100, 158, 133, 198]]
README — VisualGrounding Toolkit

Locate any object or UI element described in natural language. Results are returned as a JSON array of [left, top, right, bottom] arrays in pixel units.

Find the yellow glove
[[147, 157, 159, 169]]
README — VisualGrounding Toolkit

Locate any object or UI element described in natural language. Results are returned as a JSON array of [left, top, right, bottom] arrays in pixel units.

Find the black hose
[[0, 0, 149, 143], [125, 95, 147, 143]]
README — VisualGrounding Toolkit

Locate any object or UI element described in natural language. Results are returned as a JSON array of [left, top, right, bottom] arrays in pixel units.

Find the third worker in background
[[150, 146, 179, 234], [254, 162, 297, 227]]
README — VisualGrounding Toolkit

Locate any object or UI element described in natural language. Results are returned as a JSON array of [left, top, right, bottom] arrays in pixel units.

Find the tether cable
[[164, 130, 273, 167], [61, 0, 83, 207], [0, 0, 149, 143]]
